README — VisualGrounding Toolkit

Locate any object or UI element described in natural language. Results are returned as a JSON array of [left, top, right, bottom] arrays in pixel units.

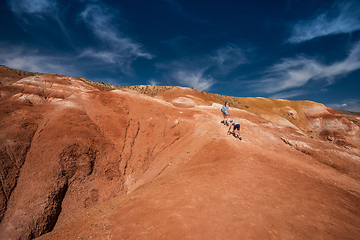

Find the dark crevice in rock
[[34, 180, 69, 239], [48, 181, 68, 232]]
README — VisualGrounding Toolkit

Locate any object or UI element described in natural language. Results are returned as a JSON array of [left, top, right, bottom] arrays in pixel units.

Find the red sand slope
[[0, 71, 359, 239]]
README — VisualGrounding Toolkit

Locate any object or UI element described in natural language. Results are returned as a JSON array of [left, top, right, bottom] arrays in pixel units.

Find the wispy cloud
[[159, 43, 246, 91], [253, 57, 323, 94], [326, 99, 360, 112], [0, 44, 81, 77], [251, 41, 360, 95], [171, 69, 215, 91], [156, 59, 214, 91], [5, 0, 153, 77], [79, 4, 154, 74], [269, 90, 308, 99], [7, 0, 57, 15], [288, 1, 360, 43], [148, 79, 159, 85], [211, 43, 247, 75], [7, 0, 70, 38]]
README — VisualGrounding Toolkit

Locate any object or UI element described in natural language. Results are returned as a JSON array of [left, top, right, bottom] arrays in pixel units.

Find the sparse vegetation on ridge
[[0, 65, 45, 77], [78, 76, 360, 136]]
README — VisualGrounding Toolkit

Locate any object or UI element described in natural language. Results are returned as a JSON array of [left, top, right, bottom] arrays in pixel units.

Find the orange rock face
[[0, 68, 359, 239]]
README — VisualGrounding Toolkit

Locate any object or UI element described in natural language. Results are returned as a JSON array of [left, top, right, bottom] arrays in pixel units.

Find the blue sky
[[1, 0, 360, 111]]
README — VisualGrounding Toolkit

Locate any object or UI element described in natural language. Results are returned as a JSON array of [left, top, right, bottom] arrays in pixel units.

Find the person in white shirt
[[221, 102, 230, 126]]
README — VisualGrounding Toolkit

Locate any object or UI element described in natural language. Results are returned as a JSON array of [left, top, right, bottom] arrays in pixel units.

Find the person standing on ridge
[[221, 102, 230, 126]]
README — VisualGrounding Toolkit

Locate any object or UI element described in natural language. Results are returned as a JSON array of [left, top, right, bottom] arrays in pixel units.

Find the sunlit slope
[[117, 84, 357, 146], [0, 67, 359, 239]]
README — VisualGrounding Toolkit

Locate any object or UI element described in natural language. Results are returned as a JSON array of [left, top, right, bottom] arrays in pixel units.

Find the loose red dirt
[[0, 70, 359, 239]]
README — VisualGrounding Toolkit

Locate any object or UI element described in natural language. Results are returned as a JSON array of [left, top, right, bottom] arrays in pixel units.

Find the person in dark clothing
[[228, 119, 242, 140]]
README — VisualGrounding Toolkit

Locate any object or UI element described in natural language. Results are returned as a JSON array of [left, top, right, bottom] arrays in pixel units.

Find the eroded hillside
[[0, 69, 359, 239]]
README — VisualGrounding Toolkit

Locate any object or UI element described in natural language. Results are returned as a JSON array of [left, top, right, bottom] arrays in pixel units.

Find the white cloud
[[160, 43, 246, 91], [7, 0, 57, 15], [79, 4, 154, 74], [0, 45, 81, 77], [2, 1, 154, 79], [269, 90, 307, 99], [254, 57, 323, 93], [212, 43, 247, 75], [288, 1, 360, 43], [172, 69, 214, 91], [326, 99, 360, 112], [252, 41, 360, 94], [7, 0, 72, 43], [148, 79, 159, 85], [78, 49, 119, 64]]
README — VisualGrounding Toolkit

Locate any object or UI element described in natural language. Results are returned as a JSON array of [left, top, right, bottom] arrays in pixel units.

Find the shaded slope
[[0, 74, 199, 239]]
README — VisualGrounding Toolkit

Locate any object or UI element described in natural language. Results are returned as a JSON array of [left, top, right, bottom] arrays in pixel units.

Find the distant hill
[[335, 109, 360, 116], [0, 65, 45, 86], [0, 65, 44, 77]]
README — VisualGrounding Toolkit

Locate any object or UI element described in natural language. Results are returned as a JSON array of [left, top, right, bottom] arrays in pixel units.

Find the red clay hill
[[0, 65, 360, 239]]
